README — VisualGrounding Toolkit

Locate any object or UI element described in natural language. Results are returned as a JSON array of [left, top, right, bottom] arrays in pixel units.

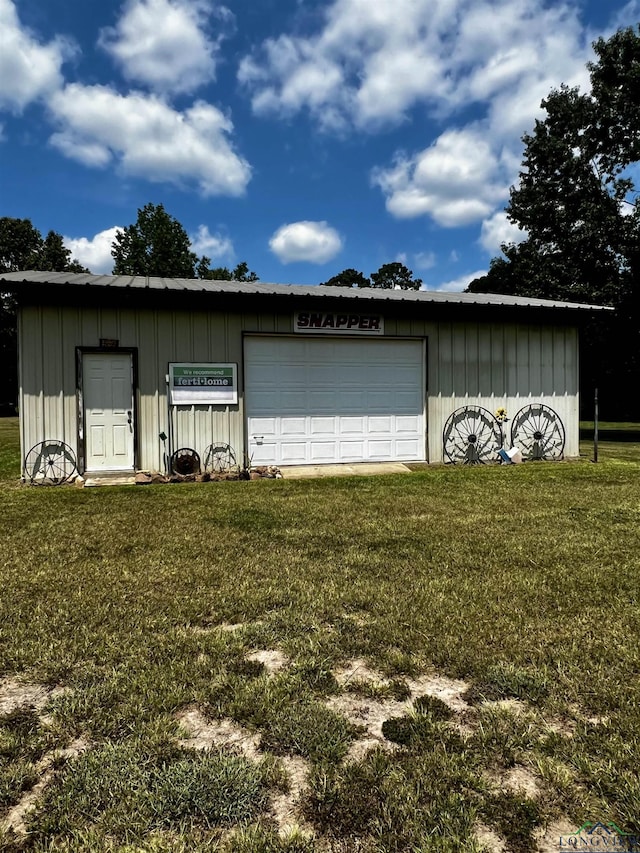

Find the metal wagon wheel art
[[510, 404, 565, 461], [24, 440, 77, 485], [203, 443, 236, 474], [170, 447, 201, 475], [443, 406, 503, 465]]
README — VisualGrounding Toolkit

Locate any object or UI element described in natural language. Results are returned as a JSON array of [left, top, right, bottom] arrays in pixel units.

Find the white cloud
[[99, 0, 229, 95], [414, 251, 437, 270], [372, 128, 507, 227], [479, 211, 527, 253], [190, 224, 233, 259], [240, 0, 598, 233], [397, 251, 436, 270], [269, 221, 343, 264], [63, 227, 122, 274], [48, 84, 251, 196], [239, 0, 592, 134], [426, 269, 487, 292], [0, 0, 75, 112]]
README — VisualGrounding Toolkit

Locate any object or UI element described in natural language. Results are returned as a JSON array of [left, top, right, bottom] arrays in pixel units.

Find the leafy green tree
[[370, 262, 422, 290], [0, 218, 43, 272], [0, 217, 88, 410], [112, 203, 199, 278], [320, 268, 371, 288], [197, 259, 259, 281], [468, 25, 640, 418]]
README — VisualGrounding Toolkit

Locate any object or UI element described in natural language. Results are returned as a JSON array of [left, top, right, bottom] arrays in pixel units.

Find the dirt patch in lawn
[[246, 649, 289, 674], [334, 658, 390, 689], [475, 822, 507, 852], [534, 818, 581, 852], [327, 662, 474, 760], [0, 677, 69, 716], [270, 754, 314, 834], [1, 737, 89, 837], [486, 764, 542, 799], [176, 707, 261, 759], [175, 706, 312, 834]]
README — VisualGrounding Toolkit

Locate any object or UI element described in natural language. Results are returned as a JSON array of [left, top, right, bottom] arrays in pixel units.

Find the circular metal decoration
[[443, 405, 503, 465], [510, 404, 565, 461], [24, 440, 77, 485], [170, 447, 201, 475], [203, 443, 236, 473]]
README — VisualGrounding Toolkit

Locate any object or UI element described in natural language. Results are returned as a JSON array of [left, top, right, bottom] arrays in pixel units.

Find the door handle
[[127, 410, 133, 428]]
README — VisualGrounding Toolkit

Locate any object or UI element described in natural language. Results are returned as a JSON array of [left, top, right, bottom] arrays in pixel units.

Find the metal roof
[[0, 270, 611, 311]]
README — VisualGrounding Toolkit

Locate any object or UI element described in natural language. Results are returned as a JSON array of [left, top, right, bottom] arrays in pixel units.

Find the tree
[[467, 26, 640, 419], [0, 217, 42, 272], [370, 262, 422, 290], [112, 203, 199, 278], [197, 259, 259, 281], [0, 217, 89, 410], [320, 268, 371, 288]]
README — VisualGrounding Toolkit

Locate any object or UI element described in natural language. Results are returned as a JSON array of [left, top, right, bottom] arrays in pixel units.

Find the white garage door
[[245, 336, 425, 466]]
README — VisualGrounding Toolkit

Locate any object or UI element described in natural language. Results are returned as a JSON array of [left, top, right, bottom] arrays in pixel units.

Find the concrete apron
[[279, 462, 414, 479], [80, 462, 414, 486]]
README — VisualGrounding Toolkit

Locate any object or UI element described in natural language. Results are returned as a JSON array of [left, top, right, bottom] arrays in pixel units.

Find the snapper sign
[[294, 311, 384, 335]]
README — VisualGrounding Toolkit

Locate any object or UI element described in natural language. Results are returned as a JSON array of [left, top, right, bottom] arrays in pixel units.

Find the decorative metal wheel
[[24, 440, 77, 485], [171, 447, 201, 475], [510, 404, 565, 461], [443, 406, 503, 464], [203, 443, 236, 473]]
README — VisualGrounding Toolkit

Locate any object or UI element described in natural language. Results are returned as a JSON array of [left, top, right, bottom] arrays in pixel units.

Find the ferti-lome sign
[[169, 363, 238, 405], [294, 311, 384, 334]]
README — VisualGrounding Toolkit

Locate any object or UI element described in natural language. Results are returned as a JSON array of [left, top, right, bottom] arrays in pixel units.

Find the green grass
[[1, 417, 640, 850]]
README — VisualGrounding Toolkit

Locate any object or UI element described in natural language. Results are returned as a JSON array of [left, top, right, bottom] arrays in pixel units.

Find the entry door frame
[[76, 346, 139, 474]]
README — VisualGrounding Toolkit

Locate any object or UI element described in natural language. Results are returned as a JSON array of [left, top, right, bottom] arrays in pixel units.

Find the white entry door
[[245, 336, 425, 466], [83, 353, 134, 472]]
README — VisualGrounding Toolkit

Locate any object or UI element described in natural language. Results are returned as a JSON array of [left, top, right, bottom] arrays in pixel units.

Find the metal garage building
[[2, 272, 606, 478]]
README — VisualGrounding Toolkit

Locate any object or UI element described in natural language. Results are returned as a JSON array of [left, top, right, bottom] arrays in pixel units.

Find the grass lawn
[[1, 416, 640, 851]]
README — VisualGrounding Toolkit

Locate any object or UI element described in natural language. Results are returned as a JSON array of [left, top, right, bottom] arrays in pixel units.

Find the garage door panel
[[310, 442, 338, 460], [396, 415, 420, 432], [310, 417, 337, 434], [337, 390, 366, 408], [280, 418, 306, 435], [281, 391, 308, 408], [397, 439, 420, 456], [309, 390, 337, 409], [340, 416, 364, 433], [369, 416, 393, 433], [367, 391, 394, 409], [396, 391, 423, 409], [368, 440, 393, 458], [281, 443, 307, 463], [249, 417, 276, 435], [245, 337, 425, 465]]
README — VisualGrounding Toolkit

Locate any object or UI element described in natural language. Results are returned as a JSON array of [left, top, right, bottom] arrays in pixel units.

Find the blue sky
[[1, 0, 638, 289]]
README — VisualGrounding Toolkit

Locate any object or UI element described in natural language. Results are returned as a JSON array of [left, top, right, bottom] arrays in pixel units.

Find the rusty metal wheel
[[170, 447, 201, 475], [203, 443, 236, 473]]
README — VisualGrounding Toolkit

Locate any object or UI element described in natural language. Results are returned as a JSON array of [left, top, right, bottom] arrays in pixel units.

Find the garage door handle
[[253, 435, 264, 444], [127, 410, 132, 428]]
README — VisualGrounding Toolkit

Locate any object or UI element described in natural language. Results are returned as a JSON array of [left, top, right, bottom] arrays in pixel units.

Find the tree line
[[467, 25, 640, 420]]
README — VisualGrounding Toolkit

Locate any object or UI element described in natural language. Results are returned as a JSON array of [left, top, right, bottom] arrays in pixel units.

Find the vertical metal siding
[[19, 304, 581, 474]]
